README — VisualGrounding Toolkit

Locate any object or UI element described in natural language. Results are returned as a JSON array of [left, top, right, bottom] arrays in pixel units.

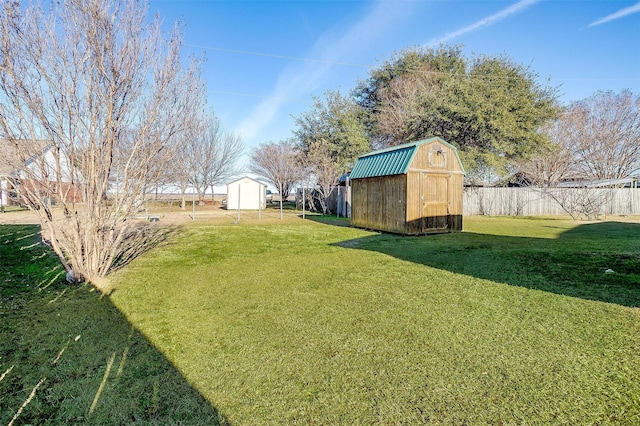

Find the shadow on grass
[[303, 214, 353, 227], [264, 200, 298, 211], [333, 221, 640, 308], [0, 224, 229, 425], [110, 223, 182, 272]]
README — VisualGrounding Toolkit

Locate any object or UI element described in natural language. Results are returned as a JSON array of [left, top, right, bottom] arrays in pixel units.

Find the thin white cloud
[[588, 2, 640, 27], [235, 0, 416, 145], [426, 0, 541, 47]]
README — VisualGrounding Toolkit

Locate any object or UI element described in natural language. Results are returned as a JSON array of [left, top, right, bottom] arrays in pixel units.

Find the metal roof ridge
[[227, 175, 267, 186], [358, 136, 449, 158]]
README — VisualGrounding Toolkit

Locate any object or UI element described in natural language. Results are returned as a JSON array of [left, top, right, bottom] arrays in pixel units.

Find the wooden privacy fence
[[463, 187, 640, 216]]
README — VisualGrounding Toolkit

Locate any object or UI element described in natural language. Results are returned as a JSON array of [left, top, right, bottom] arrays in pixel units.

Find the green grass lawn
[[0, 225, 226, 425], [2, 216, 640, 424]]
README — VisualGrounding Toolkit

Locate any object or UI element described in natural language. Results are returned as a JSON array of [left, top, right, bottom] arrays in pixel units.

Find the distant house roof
[[557, 177, 640, 188], [350, 137, 464, 180], [0, 139, 50, 177]]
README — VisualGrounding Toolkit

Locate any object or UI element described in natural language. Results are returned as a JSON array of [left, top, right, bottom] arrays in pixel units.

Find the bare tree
[[203, 118, 244, 202], [521, 145, 607, 220], [559, 90, 640, 180], [518, 131, 605, 220], [172, 115, 243, 208], [166, 120, 205, 210], [249, 139, 302, 219], [0, 0, 205, 285], [519, 121, 580, 187], [547, 187, 609, 220], [299, 140, 342, 214], [519, 90, 640, 220]]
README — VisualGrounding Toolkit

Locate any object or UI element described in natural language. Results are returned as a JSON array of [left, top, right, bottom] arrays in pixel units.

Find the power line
[[192, 43, 639, 99], [188, 42, 640, 84], [209, 90, 268, 99], [185, 43, 369, 68]]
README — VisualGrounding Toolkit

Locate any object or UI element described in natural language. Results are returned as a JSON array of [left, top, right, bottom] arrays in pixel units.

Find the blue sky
[[150, 0, 640, 156]]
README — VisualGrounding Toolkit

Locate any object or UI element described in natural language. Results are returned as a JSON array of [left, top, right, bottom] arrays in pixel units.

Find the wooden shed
[[226, 176, 267, 210], [350, 137, 465, 234]]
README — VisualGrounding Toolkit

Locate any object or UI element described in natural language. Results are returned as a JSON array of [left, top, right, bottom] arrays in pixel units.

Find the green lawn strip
[[0, 225, 226, 425], [109, 217, 640, 424], [0, 205, 29, 213], [362, 217, 640, 307]]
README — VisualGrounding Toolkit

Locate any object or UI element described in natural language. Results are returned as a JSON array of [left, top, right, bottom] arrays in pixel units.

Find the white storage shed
[[226, 176, 267, 210]]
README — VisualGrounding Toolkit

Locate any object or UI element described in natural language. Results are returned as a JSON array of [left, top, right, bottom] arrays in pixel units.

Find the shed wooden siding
[[351, 174, 407, 234], [351, 137, 464, 234]]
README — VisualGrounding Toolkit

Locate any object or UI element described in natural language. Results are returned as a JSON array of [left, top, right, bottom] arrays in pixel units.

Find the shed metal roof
[[226, 176, 267, 187], [350, 137, 463, 179]]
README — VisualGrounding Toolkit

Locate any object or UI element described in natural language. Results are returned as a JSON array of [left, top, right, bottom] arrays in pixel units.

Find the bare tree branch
[[0, 0, 205, 285], [169, 114, 243, 208], [562, 90, 640, 180], [249, 140, 302, 218]]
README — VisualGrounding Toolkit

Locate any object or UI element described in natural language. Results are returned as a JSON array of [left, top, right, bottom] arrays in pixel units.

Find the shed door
[[421, 173, 449, 232]]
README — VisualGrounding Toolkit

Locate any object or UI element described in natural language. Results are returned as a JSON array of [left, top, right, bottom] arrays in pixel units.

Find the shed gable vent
[[428, 145, 446, 167]]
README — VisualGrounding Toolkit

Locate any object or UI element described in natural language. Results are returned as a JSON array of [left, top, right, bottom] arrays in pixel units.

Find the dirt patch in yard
[[0, 208, 40, 224], [0, 204, 308, 226], [3, 206, 638, 227]]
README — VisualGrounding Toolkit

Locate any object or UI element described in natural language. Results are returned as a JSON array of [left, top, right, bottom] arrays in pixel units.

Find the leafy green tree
[[353, 46, 561, 181], [354, 45, 466, 149], [293, 90, 370, 212], [294, 90, 370, 169]]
